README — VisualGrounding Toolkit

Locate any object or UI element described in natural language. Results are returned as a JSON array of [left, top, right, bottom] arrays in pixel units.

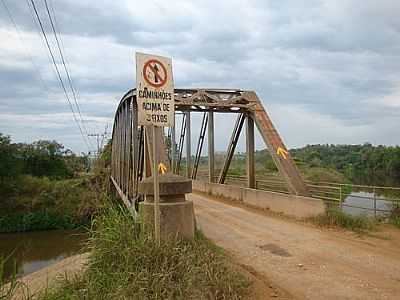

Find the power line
[[43, 0, 94, 149], [88, 125, 110, 158], [28, 0, 91, 151], [1, 0, 49, 92], [25, 0, 58, 86], [43, 0, 88, 131]]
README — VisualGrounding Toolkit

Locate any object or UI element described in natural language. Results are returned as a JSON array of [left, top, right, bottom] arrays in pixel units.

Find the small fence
[[196, 173, 400, 217]]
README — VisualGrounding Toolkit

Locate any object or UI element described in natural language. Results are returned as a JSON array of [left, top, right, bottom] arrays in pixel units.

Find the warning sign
[[136, 52, 174, 127]]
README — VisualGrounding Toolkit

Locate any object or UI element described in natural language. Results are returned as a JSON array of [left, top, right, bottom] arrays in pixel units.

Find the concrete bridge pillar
[[138, 174, 195, 239]]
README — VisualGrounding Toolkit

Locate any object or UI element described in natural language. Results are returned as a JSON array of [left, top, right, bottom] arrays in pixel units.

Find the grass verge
[[37, 205, 249, 300], [311, 208, 376, 232]]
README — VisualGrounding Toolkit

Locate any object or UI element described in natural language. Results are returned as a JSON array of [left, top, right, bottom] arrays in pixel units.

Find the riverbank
[[0, 229, 87, 282]]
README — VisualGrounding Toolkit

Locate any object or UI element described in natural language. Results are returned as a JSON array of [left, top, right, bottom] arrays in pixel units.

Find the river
[[342, 191, 393, 217], [0, 229, 87, 281]]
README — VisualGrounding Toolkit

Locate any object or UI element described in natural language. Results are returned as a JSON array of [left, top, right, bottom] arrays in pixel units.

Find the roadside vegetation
[[311, 208, 376, 232], [391, 216, 400, 228], [390, 206, 400, 228]]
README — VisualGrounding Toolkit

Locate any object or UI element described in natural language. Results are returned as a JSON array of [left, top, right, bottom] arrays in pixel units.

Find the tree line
[[291, 143, 400, 186], [0, 133, 89, 203], [0, 133, 103, 232], [0, 133, 88, 181]]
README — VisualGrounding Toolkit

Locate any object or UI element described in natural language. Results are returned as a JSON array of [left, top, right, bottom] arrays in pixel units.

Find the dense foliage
[[0, 133, 88, 181], [0, 174, 106, 232], [0, 212, 79, 233], [291, 144, 400, 186], [0, 133, 102, 232]]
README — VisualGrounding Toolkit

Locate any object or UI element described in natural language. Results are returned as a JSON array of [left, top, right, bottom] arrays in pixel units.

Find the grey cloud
[[1, 0, 400, 153]]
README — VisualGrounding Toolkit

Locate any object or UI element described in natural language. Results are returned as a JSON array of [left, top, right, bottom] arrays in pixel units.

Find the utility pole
[[88, 125, 109, 158]]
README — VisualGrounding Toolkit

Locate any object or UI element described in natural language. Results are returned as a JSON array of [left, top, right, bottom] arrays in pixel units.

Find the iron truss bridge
[[111, 88, 309, 210]]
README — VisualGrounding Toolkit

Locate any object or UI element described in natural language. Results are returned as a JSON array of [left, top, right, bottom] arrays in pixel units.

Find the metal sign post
[[136, 52, 174, 245]]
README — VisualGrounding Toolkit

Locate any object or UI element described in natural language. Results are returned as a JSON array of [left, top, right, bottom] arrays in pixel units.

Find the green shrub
[[312, 208, 376, 232], [38, 205, 249, 300]]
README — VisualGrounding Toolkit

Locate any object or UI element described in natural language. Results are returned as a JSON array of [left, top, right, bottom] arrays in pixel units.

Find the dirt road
[[189, 193, 400, 300]]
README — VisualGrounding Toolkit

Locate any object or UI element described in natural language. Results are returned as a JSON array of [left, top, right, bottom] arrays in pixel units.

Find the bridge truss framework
[[111, 88, 309, 210]]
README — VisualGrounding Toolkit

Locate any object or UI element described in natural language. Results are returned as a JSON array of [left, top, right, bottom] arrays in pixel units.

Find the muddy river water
[[0, 230, 87, 281]]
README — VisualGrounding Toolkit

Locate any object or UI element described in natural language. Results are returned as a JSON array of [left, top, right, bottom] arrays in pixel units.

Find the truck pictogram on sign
[[143, 59, 168, 88]]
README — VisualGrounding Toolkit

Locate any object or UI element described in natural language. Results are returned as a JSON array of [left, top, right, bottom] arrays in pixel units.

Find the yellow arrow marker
[[158, 162, 167, 174], [276, 147, 288, 160]]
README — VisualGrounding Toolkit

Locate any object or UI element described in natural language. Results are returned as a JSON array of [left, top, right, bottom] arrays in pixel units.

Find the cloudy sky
[[0, 0, 399, 154]]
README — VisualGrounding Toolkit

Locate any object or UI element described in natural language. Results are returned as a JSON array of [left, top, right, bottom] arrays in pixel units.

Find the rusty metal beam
[[171, 116, 176, 173], [175, 113, 186, 174], [192, 113, 208, 179], [185, 111, 191, 178], [246, 113, 255, 189], [208, 111, 215, 183], [243, 91, 309, 196], [218, 113, 246, 184]]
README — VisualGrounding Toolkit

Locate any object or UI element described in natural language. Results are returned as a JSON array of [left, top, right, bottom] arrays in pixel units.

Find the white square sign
[[136, 52, 174, 127]]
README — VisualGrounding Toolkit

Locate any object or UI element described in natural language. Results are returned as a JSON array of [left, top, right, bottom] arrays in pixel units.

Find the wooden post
[[373, 186, 377, 218], [152, 126, 160, 246], [208, 111, 214, 183], [171, 114, 176, 173], [246, 114, 255, 188], [186, 111, 191, 178]]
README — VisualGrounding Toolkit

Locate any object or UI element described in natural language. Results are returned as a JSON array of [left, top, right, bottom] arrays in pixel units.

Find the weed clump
[[39, 206, 249, 300], [312, 208, 376, 232], [390, 206, 400, 228]]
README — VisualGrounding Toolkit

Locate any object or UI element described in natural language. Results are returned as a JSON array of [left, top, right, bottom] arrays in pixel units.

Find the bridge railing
[[195, 173, 400, 217]]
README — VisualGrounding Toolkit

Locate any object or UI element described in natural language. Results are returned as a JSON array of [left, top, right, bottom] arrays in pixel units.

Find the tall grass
[[38, 205, 249, 299], [1, 256, 24, 300], [311, 208, 376, 232]]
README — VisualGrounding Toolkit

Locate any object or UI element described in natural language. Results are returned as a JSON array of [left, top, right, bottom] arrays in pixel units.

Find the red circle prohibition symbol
[[143, 59, 168, 88]]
